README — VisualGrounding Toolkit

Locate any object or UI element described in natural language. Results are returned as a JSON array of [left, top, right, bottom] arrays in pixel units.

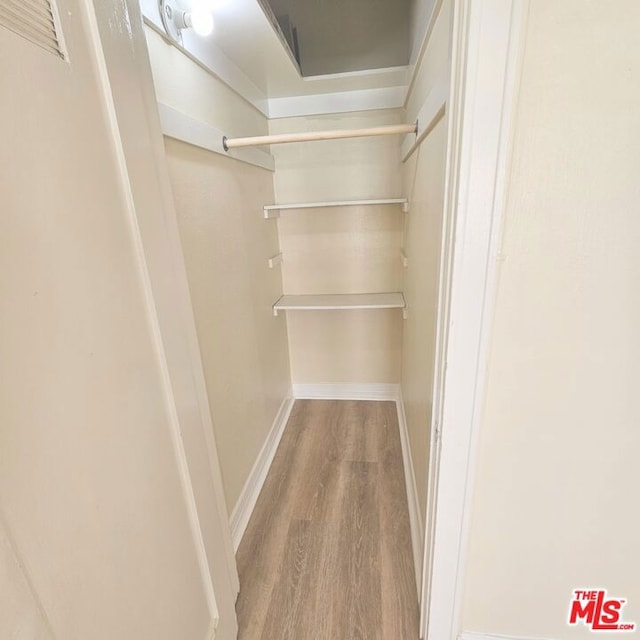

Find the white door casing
[[90, 0, 240, 635], [421, 1, 530, 639]]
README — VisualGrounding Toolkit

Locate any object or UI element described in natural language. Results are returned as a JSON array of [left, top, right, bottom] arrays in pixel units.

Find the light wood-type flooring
[[236, 399, 419, 640]]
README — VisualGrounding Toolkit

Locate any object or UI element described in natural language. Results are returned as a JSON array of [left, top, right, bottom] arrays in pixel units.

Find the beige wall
[[463, 1, 640, 637], [166, 140, 291, 513], [1, 1, 220, 637], [407, 0, 451, 119], [401, 120, 447, 527], [409, 0, 439, 64], [1, 524, 53, 639], [271, 110, 405, 384], [401, 0, 451, 537], [145, 28, 291, 514]]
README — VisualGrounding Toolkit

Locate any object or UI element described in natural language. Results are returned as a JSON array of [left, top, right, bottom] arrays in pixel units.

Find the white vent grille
[[0, 0, 64, 58]]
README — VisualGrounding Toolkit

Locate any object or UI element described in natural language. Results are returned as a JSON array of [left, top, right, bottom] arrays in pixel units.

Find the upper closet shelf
[[264, 198, 409, 219], [273, 292, 406, 316]]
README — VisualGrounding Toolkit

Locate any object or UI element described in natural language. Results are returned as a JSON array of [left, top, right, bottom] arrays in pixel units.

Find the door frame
[[87, 0, 239, 637], [420, 1, 530, 639]]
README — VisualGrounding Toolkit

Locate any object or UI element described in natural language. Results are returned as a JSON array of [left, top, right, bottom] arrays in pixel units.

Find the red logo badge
[[569, 589, 636, 632]]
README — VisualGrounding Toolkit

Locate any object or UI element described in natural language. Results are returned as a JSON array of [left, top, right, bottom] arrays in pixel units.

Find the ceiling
[[203, 0, 410, 97], [140, 0, 409, 99], [263, 0, 411, 77]]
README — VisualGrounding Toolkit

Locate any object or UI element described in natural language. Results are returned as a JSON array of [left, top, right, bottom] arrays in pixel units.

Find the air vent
[[0, 0, 64, 58]]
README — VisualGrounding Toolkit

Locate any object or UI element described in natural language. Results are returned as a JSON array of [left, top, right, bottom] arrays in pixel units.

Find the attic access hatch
[[257, 0, 411, 77]]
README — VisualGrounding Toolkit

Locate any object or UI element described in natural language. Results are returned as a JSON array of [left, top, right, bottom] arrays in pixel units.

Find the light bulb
[[187, 8, 214, 36]]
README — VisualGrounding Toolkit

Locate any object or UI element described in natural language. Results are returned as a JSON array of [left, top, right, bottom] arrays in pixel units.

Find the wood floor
[[236, 400, 419, 640]]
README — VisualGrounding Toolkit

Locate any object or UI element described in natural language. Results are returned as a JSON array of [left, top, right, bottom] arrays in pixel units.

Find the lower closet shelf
[[272, 292, 406, 316]]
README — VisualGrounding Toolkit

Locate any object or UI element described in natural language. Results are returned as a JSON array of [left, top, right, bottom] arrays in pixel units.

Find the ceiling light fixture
[[159, 0, 214, 44]]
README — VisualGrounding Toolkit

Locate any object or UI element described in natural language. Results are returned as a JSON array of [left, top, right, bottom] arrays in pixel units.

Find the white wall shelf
[[264, 198, 410, 219], [272, 292, 406, 316]]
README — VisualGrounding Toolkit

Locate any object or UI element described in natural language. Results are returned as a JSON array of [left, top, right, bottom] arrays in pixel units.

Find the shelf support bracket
[[268, 253, 283, 269]]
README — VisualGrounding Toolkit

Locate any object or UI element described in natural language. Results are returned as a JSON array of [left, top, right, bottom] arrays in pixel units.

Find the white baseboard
[[396, 392, 424, 592], [460, 633, 556, 640], [292, 383, 401, 401], [229, 395, 295, 551]]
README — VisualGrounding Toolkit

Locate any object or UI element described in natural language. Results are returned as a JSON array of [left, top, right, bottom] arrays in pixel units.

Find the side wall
[[145, 29, 292, 514], [401, 0, 451, 550], [271, 109, 405, 386], [462, 2, 640, 637], [409, 0, 439, 65]]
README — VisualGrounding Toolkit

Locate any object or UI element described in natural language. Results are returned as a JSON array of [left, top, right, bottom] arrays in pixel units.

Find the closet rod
[[223, 123, 417, 150]]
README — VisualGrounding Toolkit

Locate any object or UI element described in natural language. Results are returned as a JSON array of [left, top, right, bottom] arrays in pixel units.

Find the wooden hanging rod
[[223, 123, 418, 150]]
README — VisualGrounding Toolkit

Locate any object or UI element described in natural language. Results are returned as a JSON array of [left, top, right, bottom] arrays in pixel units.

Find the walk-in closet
[[140, 0, 451, 637], [5, 0, 638, 638]]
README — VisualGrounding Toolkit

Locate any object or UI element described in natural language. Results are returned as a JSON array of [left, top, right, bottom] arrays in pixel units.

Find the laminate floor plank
[[235, 401, 318, 638], [338, 460, 382, 640], [258, 519, 311, 640], [341, 401, 379, 464], [236, 400, 419, 640], [291, 401, 346, 523]]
